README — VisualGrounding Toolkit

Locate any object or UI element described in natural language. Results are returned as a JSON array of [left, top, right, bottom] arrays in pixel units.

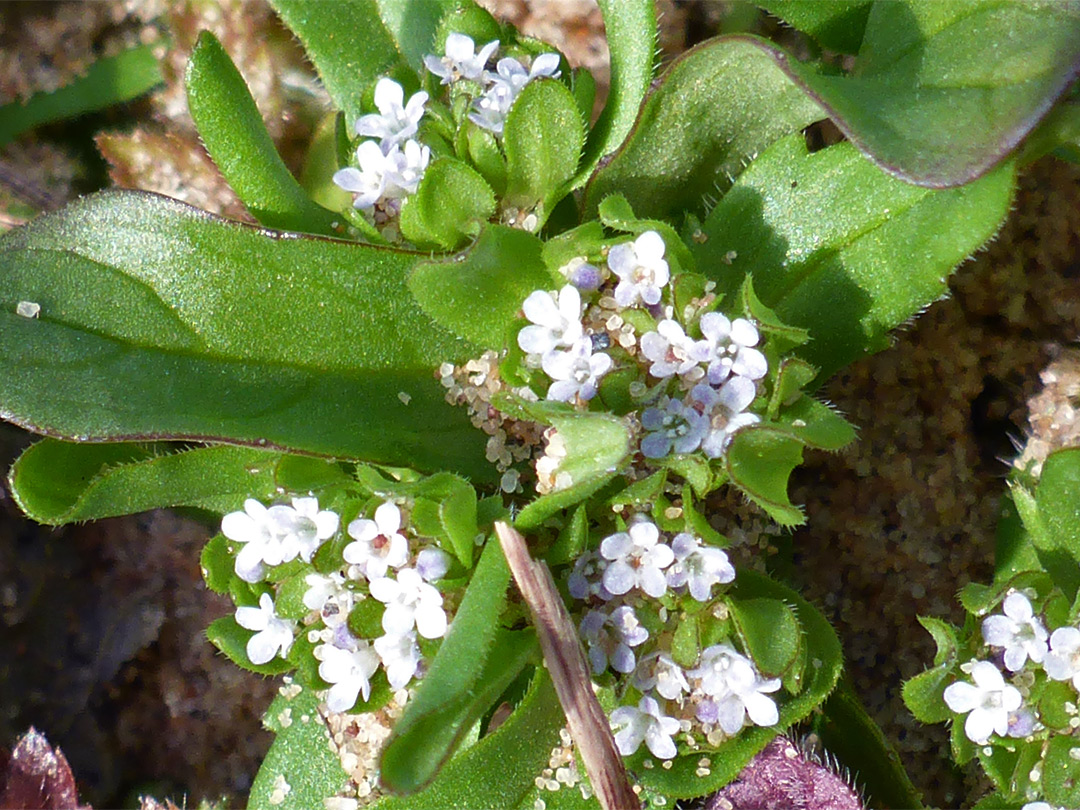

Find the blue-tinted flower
[[424, 33, 499, 84], [699, 313, 767, 383], [235, 593, 296, 665], [981, 591, 1048, 672], [640, 396, 709, 459], [608, 231, 669, 308], [943, 660, 1022, 744], [666, 533, 735, 601], [317, 641, 380, 711], [355, 77, 427, 150], [610, 696, 681, 759], [542, 337, 611, 402], [580, 606, 649, 674], [600, 520, 674, 598]]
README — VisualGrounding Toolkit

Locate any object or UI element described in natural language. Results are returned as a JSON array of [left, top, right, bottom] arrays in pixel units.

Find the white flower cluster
[[568, 516, 777, 759], [941, 589, 1080, 744], [517, 230, 766, 459], [425, 32, 560, 135], [333, 77, 430, 215], [221, 496, 452, 713]]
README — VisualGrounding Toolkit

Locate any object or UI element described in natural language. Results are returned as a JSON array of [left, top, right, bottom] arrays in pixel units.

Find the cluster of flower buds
[[943, 589, 1080, 745], [221, 496, 452, 712], [568, 514, 779, 759], [519, 230, 768, 461]]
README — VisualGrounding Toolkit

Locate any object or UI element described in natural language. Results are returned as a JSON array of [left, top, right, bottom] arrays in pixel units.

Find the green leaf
[[250, 686, 346, 810], [380, 539, 516, 794], [273, 455, 353, 493], [268, 0, 413, 125], [0, 44, 164, 147], [185, 32, 339, 236], [901, 664, 952, 725], [918, 615, 959, 666], [729, 596, 802, 678], [372, 668, 565, 810], [206, 616, 293, 676], [815, 679, 925, 810], [0, 191, 492, 481], [576, 0, 657, 186], [374, 0, 458, 75], [583, 35, 824, 220], [400, 157, 496, 250], [776, 396, 857, 451], [633, 568, 842, 798], [783, 0, 1080, 186], [504, 79, 586, 222], [1037, 447, 1080, 562], [201, 534, 236, 594], [1040, 679, 1077, 731], [1044, 734, 1080, 808], [756, 1, 871, 54], [724, 426, 805, 526], [696, 135, 1014, 382], [409, 225, 556, 348], [8, 440, 282, 525]]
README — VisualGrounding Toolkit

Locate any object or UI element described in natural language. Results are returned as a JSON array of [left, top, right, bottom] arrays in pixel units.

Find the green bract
[[4, 1, 1079, 808]]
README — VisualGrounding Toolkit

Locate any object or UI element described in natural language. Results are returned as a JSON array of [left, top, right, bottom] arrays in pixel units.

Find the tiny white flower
[[235, 593, 296, 665], [567, 550, 613, 601], [542, 337, 612, 402], [318, 641, 380, 712], [692, 380, 760, 458], [355, 77, 427, 150], [486, 53, 561, 95], [698, 313, 767, 384], [416, 547, 452, 582], [580, 606, 649, 674], [1022, 803, 1063, 810], [1044, 626, 1080, 689], [334, 140, 396, 210], [639, 319, 708, 379], [222, 497, 339, 583], [610, 696, 681, 759], [369, 568, 448, 639], [608, 231, 670, 308], [689, 644, 780, 734], [344, 502, 409, 580], [468, 79, 517, 134], [374, 631, 422, 689], [468, 53, 561, 134], [600, 520, 675, 598], [981, 591, 1048, 672], [303, 571, 354, 627], [634, 652, 691, 701], [640, 396, 710, 459], [666, 533, 735, 601], [943, 660, 1023, 744], [518, 285, 584, 356], [424, 33, 499, 84]]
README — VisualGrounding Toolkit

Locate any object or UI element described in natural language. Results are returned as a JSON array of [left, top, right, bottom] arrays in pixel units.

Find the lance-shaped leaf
[[576, 0, 657, 186], [756, 1, 871, 55], [1036, 447, 1080, 564], [695, 135, 1014, 383], [186, 31, 339, 235], [409, 225, 557, 348], [249, 686, 346, 810], [0, 43, 164, 147], [399, 157, 495, 250], [0, 191, 492, 481], [373, 668, 565, 809], [783, 0, 1080, 187], [583, 35, 824, 220], [8, 440, 284, 525], [631, 568, 843, 798], [268, 0, 414, 125]]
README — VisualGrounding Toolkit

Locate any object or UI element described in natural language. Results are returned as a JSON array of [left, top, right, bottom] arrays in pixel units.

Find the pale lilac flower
[[567, 551, 613, 601], [600, 520, 675, 598], [542, 337, 612, 402], [610, 696, 681, 759], [634, 652, 691, 701], [640, 396, 710, 459], [666, 533, 735, 602], [518, 285, 584, 355], [1044, 626, 1080, 689], [580, 606, 649, 674], [222, 497, 339, 583], [608, 231, 670, 308], [692, 380, 760, 458], [943, 660, 1023, 744], [486, 54, 561, 95], [355, 77, 427, 150], [344, 502, 409, 581], [469, 53, 561, 134], [374, 631, 422, 689], [416, 547, 452, 582], [424, 33, 499, 84], [1023, 803, 1064, 810], [235, 593, 296, 665], [303, 571, 354, 627], [639, 319, 708, 379], [699, 313, 767, 383], [334, 140, 397, 210], [981, 591, 1048, 672], [559, 257, 604, 291], [468, 79, 517, 134], [318, 641, 380, 712], [385, 138, 430, 198], [690, 644, 780, 734], [369, 568, 448, 639]]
